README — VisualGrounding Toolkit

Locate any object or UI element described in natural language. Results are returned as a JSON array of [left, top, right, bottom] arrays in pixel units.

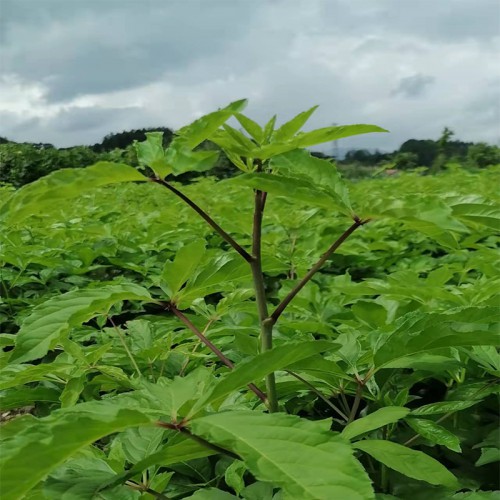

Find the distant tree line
[[1, 126, 499, 187]]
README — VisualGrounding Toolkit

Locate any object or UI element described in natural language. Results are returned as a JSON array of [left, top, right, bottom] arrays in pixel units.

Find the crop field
[[0, 103, 499, 499]]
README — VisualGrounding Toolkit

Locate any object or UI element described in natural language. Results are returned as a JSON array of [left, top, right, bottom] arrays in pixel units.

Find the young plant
[[1, 101, 499, 499]]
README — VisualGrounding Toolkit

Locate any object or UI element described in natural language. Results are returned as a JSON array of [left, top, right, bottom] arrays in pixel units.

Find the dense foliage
[[0, 101, 499, 499]]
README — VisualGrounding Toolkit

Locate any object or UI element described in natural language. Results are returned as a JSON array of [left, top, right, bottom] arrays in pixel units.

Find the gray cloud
[[392, 74, 435, 98], [0, 0, 499, 150]]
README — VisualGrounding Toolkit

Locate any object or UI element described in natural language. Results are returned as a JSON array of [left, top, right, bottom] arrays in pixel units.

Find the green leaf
[[411, 400, 479, 416], [353, 439, 459, 488], [166, 140, 220, 175], [225, 460, 246, 495], [0, 162, 148, 224], [177, 99, 247, 148], [176, 254, 251, 309], [273, 106, 318, 143], [476, 447, 500, 466], [134, 132, 172, 179], [0, 387, 60, 410], [60, 374, 87, 408], [186, 489, 238, 499], [342, 407, 410, 441], [228, 173, 339, 211], [293, 124, 388, 148], [374, 307, 500, 370], [10, 283, 154, 364], [161, 239, 206, 299], [98, 438, 215, 492], [0, 363, 74, 390], [263, 115, 277, 143], [0, 399, 155, 500], [270, 149, 352, 214], [235, 113, 264, 144], [193, 341, 338, 412], [451, 203, 500, 230], [190, 411, 374, 500], [406, 418, 462, 452], [119, 425, 165, 463]]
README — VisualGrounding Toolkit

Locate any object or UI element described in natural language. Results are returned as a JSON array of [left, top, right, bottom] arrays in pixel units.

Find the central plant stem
[[251, 189, 279, 412]]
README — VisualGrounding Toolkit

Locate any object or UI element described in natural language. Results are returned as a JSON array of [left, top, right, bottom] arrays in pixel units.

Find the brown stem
[[347, 379, 365, 424], [156, 421, 240, 460], [153, 178, 253, 263], [250, 184, 278, 412], [168, 304, 267, 403], [270, 218, 366, 324], [286, 370, 349, 421]]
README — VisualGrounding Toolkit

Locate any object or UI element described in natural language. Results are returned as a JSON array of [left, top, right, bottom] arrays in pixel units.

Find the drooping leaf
[[342, 407, 410, 441], [0, 162, 148, 224], [353, 439, 459, 488], [192, 341, 338, 413], [406, 418, 462, 452], [270, 149, 352, 214], [374, 306, 500, 370], [134, 132, 172, 179], [0, 363, 74, 390], [190, 411, 374, 500], [0, 396, 156, 500], [228, 173, 339, 211], [10, 283, 154, 363], [451, 202, 500, 230], [176, 253, 251, 309], [161, 239, 206, 300]]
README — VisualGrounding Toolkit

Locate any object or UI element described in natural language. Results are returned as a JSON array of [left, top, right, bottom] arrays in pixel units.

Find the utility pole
[[332, 123, 339, 159]]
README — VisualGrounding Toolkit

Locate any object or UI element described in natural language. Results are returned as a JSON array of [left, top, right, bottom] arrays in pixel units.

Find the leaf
[[134, 132, 172, 179], [270, 149, 352, 213], [228, 173, 338, 210], [60, 374, 87, 408], [166, 140, 220, 175], [293, 124, 388, 148], [263, 115, 277, 143], [411, 400, 479, 416], [235, 113, 264, 144], [451, 203, 500, 230], [119, 426, 165, 464], [186, 489, 238, 499], [161, 239, 206, 299], [0, 162, 148, 224], [0, 363, 74, 390], [342, 407, 410, 441], [225, 460, 246, 495], [406, 418, 462, 452], [353, 439, 459, 488], [176, 99, 247, 148], [374, 307, 500, 370], [193, 341, 338, 412], [177, 253, 251, 309], [0, 398, 155, 500], [98, 438, 215, 492], [10, 283, 154, 364], [190, 411, 374, 500], [476, 447, 500, 466], [273, 106, 318, 143], [0, 387, 60, 410]]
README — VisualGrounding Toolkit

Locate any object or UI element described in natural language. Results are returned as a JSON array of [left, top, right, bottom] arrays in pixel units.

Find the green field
[[1, 104, 499, 499]]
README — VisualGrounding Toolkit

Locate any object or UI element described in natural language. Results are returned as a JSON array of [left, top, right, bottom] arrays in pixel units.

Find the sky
[[1, 0, 499, 152]]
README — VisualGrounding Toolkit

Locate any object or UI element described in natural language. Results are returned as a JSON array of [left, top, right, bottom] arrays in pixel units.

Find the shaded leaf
[[406, 418, 462, 452]]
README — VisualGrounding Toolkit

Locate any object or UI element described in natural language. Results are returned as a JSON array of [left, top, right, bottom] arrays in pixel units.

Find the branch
[[153, 178, 253, 262], [168, 304, 267, 403], [270, 217, 367, 324], [157, 421, 240, 460]]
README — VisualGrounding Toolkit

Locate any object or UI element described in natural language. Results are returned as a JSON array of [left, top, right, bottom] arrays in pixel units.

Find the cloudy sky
[[1, 0, 499, 152]]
